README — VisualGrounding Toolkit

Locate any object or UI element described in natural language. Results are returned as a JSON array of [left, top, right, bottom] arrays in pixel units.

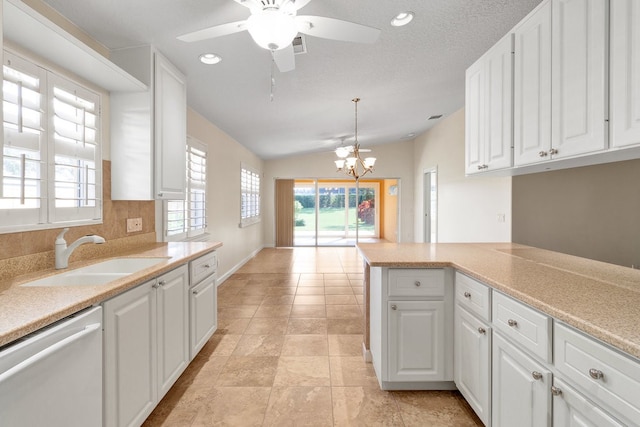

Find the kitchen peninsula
[[357, 242, 640, 426]]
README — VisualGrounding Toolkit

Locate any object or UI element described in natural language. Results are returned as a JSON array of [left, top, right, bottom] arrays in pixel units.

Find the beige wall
[[187, 108, 265, 281], [512, 159, 640, 267], [263, 140, 415, 246], [413, 108, 512, 242]]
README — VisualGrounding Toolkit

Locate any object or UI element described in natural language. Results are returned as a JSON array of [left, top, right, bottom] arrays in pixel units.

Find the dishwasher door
[[0, 306, 103, 427]]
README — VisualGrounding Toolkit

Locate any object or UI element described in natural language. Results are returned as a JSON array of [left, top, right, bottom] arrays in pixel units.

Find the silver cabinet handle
[[464, 291, 471, 299], [414, 281, 421, 287], [589, 368, 604, 380], [477, 327, 486, 335], [549, 148, 558, 155], [391, 304, 397, 310], [507, 319, 518, 327], [152, 283, 159, 289], [193, 290, 200, 295], [539, 151, 548, 157], [551, 386, 562, 396], [158, 280, 166, 287], [204, 264, 211, 268], [532, 371, 543, 381]]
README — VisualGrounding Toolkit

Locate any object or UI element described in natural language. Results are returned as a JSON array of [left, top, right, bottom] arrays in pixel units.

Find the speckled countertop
[[357, 242, 640, 360], [0, 241, 222, 348]]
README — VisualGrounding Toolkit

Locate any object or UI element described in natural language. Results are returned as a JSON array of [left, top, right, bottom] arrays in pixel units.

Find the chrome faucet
[[55, 228, 106, 269]]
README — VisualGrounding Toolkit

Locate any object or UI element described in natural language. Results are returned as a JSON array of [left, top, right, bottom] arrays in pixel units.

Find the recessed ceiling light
[[199, 53, 222, 65], [391, 11, 414, 27]]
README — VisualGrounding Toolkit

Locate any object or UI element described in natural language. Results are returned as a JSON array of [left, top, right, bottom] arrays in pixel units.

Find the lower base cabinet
[[552, 377, 625, 427], [492, 332, 551, 427], [103, 265, 189, 427], [189, 274, 217, 360], [454, 304, 491, 426]]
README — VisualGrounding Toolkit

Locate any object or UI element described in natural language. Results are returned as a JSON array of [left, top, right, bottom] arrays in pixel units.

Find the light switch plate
[[127, 217, 142, 233]]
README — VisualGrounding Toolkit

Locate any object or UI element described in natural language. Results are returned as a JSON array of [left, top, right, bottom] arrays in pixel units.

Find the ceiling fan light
[[247, 9, 298, 50], [335, 146, 350, 158]]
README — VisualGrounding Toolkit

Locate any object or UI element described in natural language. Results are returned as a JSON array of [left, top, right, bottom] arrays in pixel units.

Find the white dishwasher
[[0, 306, 103, 427]]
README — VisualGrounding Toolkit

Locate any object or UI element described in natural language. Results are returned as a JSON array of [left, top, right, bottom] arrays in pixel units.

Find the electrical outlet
[[127, 217, 143, 233]]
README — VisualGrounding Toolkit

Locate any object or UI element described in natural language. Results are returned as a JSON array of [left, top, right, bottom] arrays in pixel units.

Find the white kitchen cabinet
[[513, 0, 552, 166], [552, 377, 625, 427], [610, 0, 640, 149], [189, 251, 218, 360], [492, 332, 551, 427], [103, 265, 189, 427], [465, 33, 513, 175], [369, 267, 454, 390], [550, 0, 608, 159], [110, 46, 186, 200], [454, 303, 491, 426]]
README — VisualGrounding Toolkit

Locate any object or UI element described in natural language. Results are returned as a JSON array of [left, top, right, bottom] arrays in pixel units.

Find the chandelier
[[334, 98, 376, 181]]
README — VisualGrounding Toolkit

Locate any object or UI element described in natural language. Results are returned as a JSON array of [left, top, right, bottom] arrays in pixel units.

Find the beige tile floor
[[143, 247, 483, 427]]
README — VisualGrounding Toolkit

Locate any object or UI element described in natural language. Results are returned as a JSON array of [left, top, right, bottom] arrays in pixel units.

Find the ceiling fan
[[177, 0, 381, 72]]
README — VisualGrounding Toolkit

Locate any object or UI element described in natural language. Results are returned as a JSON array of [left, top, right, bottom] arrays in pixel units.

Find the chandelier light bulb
[[247, 9, 298, 50]]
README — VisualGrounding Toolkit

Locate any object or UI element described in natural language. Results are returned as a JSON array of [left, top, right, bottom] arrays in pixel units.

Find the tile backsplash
[[0, 160, 157, 279]]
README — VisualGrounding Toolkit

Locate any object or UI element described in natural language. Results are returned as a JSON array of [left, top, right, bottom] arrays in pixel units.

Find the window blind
[[240, 163, 260, 226]]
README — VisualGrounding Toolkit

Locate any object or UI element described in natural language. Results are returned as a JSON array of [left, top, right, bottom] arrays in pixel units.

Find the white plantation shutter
[[165, 137, 207, 240], [0, 49, 102, 233], [240, 163, 260, 227], [0, 52, 46, 226], [49, 74, 101, 223]]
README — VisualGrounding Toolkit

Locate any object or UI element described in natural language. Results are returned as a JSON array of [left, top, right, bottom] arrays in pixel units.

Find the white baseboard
[[362, 342, 372, 363], [216, 246, 264, 285]]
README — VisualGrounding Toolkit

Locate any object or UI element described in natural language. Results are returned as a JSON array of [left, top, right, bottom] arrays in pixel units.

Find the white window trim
[[240, 162, 261, 228], [0, 48, 103, 234]]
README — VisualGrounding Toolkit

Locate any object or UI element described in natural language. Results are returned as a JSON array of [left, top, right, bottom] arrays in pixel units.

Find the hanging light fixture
[[334, 98, 376, 181]]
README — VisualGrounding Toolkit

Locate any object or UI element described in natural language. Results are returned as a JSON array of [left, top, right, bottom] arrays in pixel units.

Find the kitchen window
[[0, 50, 102, 233], [165, 137, 207, 240], [240, 163, 260, 227]]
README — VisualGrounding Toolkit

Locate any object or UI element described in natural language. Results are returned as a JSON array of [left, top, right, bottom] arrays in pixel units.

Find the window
[[165, 137, 207, 240], [0, 50, 102, 233], [240, 163, 260, 227]]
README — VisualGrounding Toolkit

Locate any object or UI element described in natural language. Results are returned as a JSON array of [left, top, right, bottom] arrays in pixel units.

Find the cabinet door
[[492, 332, 551, 427], [156, 265, 189, 399], [551, 0, 607, 159], [465, 57, 485, 174], [154, 52, 186, 199], [485, 33, 514, 171], [610, 0, 640, 148], [103, 280, 157, 427], [454, 305, 491, 426], [552, 377, 625, 427], [190, 274, 217, 360], [514, 0, 552, 166], [388, 300, 446, 382]]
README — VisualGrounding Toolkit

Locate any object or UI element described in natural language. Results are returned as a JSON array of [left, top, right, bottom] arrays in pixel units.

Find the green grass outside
[[295, 207, 374, 233]]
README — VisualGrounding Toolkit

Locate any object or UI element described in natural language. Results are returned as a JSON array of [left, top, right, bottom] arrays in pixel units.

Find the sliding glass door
[[294, 180, 379, 246]]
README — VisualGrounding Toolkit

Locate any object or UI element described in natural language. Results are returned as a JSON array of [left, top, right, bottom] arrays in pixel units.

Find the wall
[[263, 139, 415, 246], [512, 159, 640, 267], [186, 108, 265, 281], [413, 108, 512, 242], [382, 179, 399, 242]]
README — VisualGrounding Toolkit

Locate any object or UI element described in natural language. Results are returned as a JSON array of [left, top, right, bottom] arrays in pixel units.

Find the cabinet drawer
[[455, 272, 491, 322], [554, 322, 640, 425], [388, 269, 445, 298], [190, 251, 217, 285], [492, 291, 551, 362]]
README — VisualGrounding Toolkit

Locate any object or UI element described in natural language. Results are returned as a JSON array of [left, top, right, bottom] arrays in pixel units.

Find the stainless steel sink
[[20, 257, 169, 287]]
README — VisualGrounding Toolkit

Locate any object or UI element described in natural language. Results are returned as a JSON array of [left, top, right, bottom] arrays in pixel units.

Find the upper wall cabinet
[[465, 33, 514, 175], [110, 46, 186, 200], [514, 0, 607, 167], [610, 0, 640, 149]]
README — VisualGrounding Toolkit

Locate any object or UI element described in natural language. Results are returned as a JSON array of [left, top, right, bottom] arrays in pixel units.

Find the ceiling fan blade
[[232, 0, 261, 11], [295, 16, 380, 44], [284, 0, 312, 11], [177, 20, 247, 43], [272, 44, 295, 72]]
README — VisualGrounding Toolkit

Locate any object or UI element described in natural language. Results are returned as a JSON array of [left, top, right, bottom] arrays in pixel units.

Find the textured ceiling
[[41, 0, 541, 159]]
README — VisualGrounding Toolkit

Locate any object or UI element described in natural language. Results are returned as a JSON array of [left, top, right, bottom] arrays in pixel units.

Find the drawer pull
[[477, 327, 486, 335], [551, 386, 562, 396], [549, 148, 558, 155], [391, 304, 397, 311], [204, 264, 211, 268], [158, 280, 166, 287], [589, 368, 604, 380], [507, 319, 518, 327], [414, 281, 421, 287], [531, 371, 543, 381], [152, 283, 160, 289], [193, 290, 200, 295], [539, 151, 548, 157], [464, 291, 471, 299]]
